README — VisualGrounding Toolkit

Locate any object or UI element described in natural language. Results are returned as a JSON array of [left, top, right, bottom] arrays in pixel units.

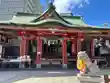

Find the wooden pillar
[[77, 38, 81, 53], [36, 36, 42, 68], [77, 32, 84, 53], [25, 40, 29, 55], [71, 38, 76, 55], [62, 38, 68, 68], [91, 38, 95, 57], [20, 39, 26, 57], [19, 38, 27, 68]]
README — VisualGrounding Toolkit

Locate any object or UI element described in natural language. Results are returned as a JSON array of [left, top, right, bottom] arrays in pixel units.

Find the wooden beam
[[0, 25, 104, 33], [0, 30, 17, 38], [1, 25, 110, 36], [87, 34, 110, 39]]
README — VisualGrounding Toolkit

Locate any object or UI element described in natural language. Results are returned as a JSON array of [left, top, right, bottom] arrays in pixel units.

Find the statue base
[[77, 73, 103, 83]]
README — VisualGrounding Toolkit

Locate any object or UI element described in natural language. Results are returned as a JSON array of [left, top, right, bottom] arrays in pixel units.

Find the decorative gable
[[31, 3, 71, 24]]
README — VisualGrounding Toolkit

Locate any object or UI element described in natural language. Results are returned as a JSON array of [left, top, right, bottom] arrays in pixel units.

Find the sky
[[40, 0, 110, 27]]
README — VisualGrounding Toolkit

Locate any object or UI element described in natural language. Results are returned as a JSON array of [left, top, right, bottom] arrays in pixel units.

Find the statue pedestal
[[77, 73, 103, 83]]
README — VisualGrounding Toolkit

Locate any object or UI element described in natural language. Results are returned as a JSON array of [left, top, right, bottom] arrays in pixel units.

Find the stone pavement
[[13, 76, 80, 83], [0, 69, 109, 83], [0, 70, 79, 83]]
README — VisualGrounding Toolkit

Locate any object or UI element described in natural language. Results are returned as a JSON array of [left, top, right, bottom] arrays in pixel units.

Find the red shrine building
[[0, 3, 110, 68]]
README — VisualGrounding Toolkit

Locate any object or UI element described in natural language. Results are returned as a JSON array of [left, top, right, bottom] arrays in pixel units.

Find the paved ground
[[0, 69, 109, 83], [0, 70, 79, 83]]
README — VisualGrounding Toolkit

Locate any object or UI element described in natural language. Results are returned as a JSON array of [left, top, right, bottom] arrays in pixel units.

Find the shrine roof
[[0, 13, 109, 31], [10, 12, 38, 23], [63, 15, 86, 26], [0, 3, 110, 31], [9, 13, 86, 26], [8, 3, 86, 26], [0, 19, 109, 31], [9, 14, 85, 25], [6, 13, 109, 29]]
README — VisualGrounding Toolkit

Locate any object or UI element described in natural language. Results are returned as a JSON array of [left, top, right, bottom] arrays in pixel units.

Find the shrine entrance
[[27, 35, 79, 68], [43, 39, 62, 58], [19, 29, 84, 69], [42, 37, 62, 68]]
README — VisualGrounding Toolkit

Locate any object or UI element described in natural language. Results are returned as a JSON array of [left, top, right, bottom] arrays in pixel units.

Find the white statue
[[77, 51, 103, 83], [77, 51, 100, 76]]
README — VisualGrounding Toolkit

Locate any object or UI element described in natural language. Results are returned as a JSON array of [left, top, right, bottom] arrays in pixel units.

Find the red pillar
[[77, 32, 84, 53], [36, 36, 42, 68], [77, 38, 81, 53], [25, 40, 29, 55], [20, 38, 27, 68], [71, 38, 77, 55], [91, 38, 94, 57], [20, 39, 26, 57], [62, 38, 68, 68]]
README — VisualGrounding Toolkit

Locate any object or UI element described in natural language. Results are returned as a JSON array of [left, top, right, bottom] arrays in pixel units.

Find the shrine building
[[0, 3, 110, 68]]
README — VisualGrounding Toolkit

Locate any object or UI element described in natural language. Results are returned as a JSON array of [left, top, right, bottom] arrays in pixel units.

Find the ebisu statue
[[77, 51, 100, 76], [77, 51, 103, 83]]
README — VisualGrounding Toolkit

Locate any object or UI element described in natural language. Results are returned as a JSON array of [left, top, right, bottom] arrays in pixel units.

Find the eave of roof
[[10, 12, 87, 26], [63, 15, 86, 26], [0, 19, 110, 32], [0, 21, 10, 24]]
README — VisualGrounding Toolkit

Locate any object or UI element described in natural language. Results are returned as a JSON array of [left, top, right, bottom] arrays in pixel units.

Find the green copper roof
[[1, 13, 109, 30], [0, 3, 110, 31], [10, 12, 86, 26], [7, 3, 94, 27], [11, 19, 76, 26], [0, 21, 10, 24], [31, 3, 71, 24], [10, 12, 38, 23], [63, 15, 86, 26], [10, 18, 110, 30]]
